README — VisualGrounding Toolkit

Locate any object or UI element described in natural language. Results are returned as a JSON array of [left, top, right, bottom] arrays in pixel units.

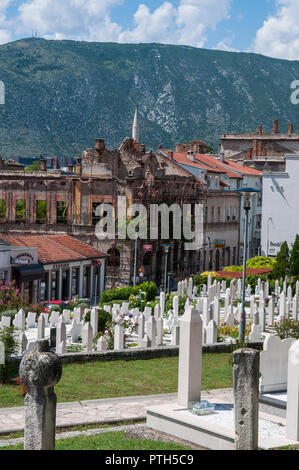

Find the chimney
[[272, 118, 279, 134], [187, 150, 195, 162], [220, 153, 224, 162], [75, 155, 82, 175], [176, 144, 184, 152], [53, 156, 57, 170], [140, 143, 146, 154], [169, 150, 174, 160], [40, 158, 47, 171], [289, 123, 293, 134], [68, 164, 74, 173], [257, 125, 263, 135]]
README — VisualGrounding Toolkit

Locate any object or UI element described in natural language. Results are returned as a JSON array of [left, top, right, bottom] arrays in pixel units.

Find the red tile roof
[[222, 159, 262, 176], [160, 150, 223, 173], [195, 154, 244, 178], [0, 234, 106, 264]]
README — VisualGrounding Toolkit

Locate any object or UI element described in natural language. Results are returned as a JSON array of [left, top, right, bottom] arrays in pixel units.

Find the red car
[[41, 300, 70, 313]]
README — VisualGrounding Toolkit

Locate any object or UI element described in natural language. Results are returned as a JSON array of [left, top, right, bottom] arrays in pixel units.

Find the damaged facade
[[220, 119, 299, 172], [0, 109, 241, 290]]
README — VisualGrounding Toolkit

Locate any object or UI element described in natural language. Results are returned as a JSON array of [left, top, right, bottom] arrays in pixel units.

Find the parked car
[[41, 300, 70, 313]]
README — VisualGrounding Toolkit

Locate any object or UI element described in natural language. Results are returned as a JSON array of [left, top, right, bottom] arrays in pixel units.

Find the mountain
[[0, 38, 299, 159]]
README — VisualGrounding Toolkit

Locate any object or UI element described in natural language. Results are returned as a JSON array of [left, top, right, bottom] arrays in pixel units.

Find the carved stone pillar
[[19, 340, 62, 450]]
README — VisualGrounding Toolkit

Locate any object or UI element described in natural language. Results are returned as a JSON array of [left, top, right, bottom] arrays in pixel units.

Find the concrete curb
[[9, 342, 264, 367]]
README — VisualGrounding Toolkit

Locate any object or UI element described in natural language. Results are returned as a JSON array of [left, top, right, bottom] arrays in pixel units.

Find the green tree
[[271, 241, 289, 279], [290, 235, 299, 277], [25, 160, 40, 172]]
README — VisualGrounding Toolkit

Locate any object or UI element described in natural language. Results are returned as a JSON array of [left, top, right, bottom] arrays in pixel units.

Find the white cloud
[[16, 0, 123, 40], [0, 0, 12, 44], [4, 0, 233, 48], [118, 2, 177, 43], [176, 0, 232, 47], [118, 0, 233, 47], [214, 37, 239, 53], [0, 29, 11, 44], [253, 0, 299, 60]]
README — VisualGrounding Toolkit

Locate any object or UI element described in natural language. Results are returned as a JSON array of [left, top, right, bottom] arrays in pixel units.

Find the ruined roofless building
[[0, 110, 207, 289]]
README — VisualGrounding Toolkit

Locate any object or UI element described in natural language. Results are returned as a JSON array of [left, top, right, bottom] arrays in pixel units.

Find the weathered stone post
[[233, 348, 259, 450], [177, 306, 202, 408], [19, 340, 62, 450], [286, 340, 299, 440]]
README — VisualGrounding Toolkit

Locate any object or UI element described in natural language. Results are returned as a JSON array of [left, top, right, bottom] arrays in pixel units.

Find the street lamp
[[267, 218, 274, 257], [233, 187, 261, 343], [161, 244, 172, 293]]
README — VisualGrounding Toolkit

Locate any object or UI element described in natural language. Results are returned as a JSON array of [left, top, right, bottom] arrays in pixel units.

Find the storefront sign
[[214, 240, 226, 249], [11, 253, 34, 265], [52, 263, 70, 269]]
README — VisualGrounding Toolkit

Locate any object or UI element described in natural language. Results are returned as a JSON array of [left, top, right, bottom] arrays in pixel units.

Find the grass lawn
[[0, 353, 233, 408], [0, 430, 191, 450]]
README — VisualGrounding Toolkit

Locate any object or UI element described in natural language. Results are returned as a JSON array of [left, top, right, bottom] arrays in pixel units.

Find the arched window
[[107, 247, 120, 267]]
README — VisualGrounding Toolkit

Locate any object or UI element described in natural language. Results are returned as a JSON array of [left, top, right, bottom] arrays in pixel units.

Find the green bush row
[[100, 281, 157, 304]]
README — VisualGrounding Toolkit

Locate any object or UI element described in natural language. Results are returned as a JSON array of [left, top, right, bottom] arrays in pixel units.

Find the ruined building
[[220, 119, 299, 172], [0, 110, 241, 290]]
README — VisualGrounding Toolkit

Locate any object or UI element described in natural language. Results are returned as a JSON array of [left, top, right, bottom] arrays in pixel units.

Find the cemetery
[[2, 256, 299, 450]]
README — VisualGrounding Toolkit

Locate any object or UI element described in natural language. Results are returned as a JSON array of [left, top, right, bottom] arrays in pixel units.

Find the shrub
[[223, 266, 243, 272], [0, 327, 19, 383], [100, 282, 157, 305], [0, 310, 17, 321], [49, 304, 62, 314], [0, 281, 25, 313], [246, 257, 276, 270], [271, 241, 289, 279], [84, 308, 112, 334], [246, 274, 267, 290], [273, 319, 299, 340], [165, 294, 187, 316], [290, 235, 299, 277], [143, 282, 157, 301]]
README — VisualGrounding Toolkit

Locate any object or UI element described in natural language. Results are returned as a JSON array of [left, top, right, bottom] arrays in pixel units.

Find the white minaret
[[132, 108, 140, 143]]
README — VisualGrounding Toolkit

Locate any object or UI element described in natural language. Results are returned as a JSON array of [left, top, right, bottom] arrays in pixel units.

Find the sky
[[0, 0, 299, 60]]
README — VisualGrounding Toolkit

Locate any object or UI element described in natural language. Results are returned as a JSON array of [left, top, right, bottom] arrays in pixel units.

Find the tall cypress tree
[[272, 241, 289, 279], [290, 235, 299, 277]]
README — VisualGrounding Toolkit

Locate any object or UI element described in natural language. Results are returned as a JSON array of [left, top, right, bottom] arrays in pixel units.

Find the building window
[[256, 215, 262, 229], [223, 207, 226, 223], [36, 200, 47, 224], [0, 199, 6, 219], [232, 247, 236, 265], [209, 250, 213, 270], [217, 207, 221, 223], [92, 202, 102, 226], [107, 247, 120, 268], [211, 207, 214, 223], [56, 201, 68, 224], [51, 271, 59, 300], [83, 266, 91, 298], [72, 268, 80, 296], [16, 199, 26, 222]]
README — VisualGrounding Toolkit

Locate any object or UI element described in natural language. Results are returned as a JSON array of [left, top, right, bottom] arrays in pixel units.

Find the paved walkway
[[0, 389, 234, 434]]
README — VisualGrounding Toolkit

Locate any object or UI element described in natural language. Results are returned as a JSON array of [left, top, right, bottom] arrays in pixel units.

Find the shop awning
[[14, 264, 45, 282]]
